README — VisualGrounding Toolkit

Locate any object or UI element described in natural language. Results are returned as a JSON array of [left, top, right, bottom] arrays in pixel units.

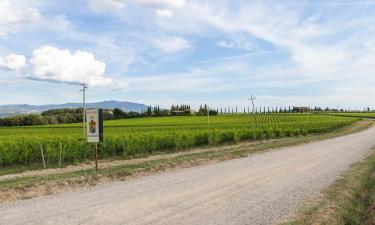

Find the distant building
[[171, 110, 185, 116], [293, 107, 310, 113], [171, 109, 196, 116]]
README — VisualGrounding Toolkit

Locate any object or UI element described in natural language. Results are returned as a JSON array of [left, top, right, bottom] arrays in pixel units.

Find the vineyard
[[327, 112, 375, 119], [0, 114, 357, 167]]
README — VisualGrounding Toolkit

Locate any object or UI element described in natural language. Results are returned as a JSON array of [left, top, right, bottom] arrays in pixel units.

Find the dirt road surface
[[1, 126, 375, 225]]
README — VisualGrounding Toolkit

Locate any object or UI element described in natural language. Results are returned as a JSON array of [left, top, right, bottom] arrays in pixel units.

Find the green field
[[327, 112, 375, 119], [0, 114, 357, 167]]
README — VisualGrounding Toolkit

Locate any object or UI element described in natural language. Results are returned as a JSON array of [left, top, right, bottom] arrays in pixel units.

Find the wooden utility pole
[[80, 83, 88, 137]]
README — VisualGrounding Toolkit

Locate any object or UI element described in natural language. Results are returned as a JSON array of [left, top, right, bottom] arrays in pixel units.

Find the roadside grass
[[284, 148, 375, 225], [0, 162, 74, 177], [0, 120, 373, 203]]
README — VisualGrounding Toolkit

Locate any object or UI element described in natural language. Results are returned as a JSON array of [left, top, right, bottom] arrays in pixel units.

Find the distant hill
[[0, 100, 148, 117]]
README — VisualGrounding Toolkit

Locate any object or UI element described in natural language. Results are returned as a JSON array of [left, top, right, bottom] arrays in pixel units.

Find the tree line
[[0, 108, 111, 127], [0, 109, 84, 127], [2, 104, 373, 127]]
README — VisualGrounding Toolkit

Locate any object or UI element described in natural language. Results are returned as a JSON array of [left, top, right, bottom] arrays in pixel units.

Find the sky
[[0, 0, 375, 110]]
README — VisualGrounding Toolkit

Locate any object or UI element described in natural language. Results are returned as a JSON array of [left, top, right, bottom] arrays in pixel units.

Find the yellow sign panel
[[86, 109, 100, 143]]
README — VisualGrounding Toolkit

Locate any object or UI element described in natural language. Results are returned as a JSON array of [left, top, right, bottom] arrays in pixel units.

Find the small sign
[[86, 109, 103, 143]]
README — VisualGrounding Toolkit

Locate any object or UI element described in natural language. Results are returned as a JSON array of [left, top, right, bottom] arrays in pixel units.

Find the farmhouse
[[293, 107, 311, 113]]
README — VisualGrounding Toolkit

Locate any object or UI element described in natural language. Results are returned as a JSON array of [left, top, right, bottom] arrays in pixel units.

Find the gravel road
[[1, 126, 375, 225]]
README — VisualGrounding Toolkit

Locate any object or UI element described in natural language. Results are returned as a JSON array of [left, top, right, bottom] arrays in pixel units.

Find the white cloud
[[158, 1, 375, 80], [29, 45, 127, 89], [259, 87, 375, 109], [0, 54, 26, 71], [88, 0, 125, 13], [153, 36, 191, 53], [217, 40, 256, 51], [49, 15, 72, 31], [0, 0, 41, 36], [290, 45, 348, 71], [156, 9, 173, 18], [133, 0, 186, 9], [87, 0, 185, 18]]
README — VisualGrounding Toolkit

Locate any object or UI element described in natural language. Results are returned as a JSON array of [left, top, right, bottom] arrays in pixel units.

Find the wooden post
[[122, 141, 126, 158], [40, 144, 46, 169], [95, 143, 98, 172], [59, 143, 62, 167]]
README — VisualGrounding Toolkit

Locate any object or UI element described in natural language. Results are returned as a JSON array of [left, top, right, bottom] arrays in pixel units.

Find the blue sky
[[1, 0, 375, 110]]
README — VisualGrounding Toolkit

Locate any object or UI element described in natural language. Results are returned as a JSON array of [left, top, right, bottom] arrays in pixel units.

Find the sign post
[[86, 109, 104, 171]]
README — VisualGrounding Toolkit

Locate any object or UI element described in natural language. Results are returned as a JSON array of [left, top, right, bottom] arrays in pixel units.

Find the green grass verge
[[285, 149, 375, 225], [0, 162, 75, 177]]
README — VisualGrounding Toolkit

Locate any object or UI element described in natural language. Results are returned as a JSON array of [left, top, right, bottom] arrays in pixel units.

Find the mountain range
[[0, 101, 148, 117]]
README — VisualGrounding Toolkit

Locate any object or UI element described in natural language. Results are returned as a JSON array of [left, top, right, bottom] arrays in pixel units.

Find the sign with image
[[86, 109, 103, 143]]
